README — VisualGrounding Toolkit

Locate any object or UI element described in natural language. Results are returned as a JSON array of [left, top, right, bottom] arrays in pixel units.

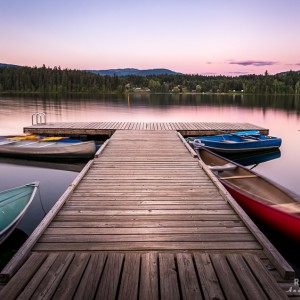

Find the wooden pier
[[23, 121, 269, 136], [0, 123, 296, 299]]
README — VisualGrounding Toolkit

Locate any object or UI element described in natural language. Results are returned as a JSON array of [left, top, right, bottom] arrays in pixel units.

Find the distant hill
[[0, 63, 20, 68], [276, 70, 300, 75], [87, 68, 182, 76], [0, 63, 181, 76]]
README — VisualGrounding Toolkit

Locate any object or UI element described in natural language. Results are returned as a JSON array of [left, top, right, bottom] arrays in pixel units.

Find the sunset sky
[[1, 0, 300, 75]]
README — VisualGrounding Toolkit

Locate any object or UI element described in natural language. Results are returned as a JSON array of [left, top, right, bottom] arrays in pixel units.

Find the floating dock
[[0, 122, 296, 299], [23, 121, 269, 136]]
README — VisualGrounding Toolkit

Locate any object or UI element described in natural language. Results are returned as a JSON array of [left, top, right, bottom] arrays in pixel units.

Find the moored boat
[[191, 144, 300, 242], [187, 131, 282, 153], [0, 137, 96, 160], [0, 182, 39, 244]]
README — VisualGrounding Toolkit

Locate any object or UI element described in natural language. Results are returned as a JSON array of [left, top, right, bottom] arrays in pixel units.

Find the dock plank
[[38, 233, 256, 244], [95, 253, 124, 300], [210, 254, 246, 300], [33, 241, 262, 251], [159, 253, 181, 300], [15, 253, 58, 300], [194, 253, 225, 300], [52, 253, 90, 299], [227, 254, 269, 300], [73, 253, 107, 300], [30, 253, 74, 300], [118, 254, 140, 300], [177, 253, 202, 300], [0, 253, 47, 300], [49, 220, 244, 228], [140, 253, 159, 300]]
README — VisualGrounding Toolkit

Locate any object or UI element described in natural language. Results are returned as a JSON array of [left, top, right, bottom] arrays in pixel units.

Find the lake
[[0, 93, 300, 272]]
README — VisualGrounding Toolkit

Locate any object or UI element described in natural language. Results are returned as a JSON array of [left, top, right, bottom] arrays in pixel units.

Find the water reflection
[[0, 159, 80, 234], [0, 228, 28, 271], [1, 94, 300, 129], [222, 149, 281, 167], [0, 157, 85, 172], [0, 157, 82, 271], [253, 218, 300, 276]]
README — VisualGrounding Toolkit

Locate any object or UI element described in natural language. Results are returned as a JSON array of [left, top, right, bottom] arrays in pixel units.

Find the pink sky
[[1, 0, 300, 75]]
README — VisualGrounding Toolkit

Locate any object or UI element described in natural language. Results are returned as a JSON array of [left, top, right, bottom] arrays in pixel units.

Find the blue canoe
[[188, 131, 282, 153], [0, 182, 39, 244]]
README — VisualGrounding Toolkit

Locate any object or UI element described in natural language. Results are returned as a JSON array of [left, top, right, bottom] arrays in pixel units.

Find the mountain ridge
[[1, 63, 300, 77], [0, 63, 20, 68], [276, 70, 300, 75], [87, 68, 182, 76], [0, 63, 182, 76]]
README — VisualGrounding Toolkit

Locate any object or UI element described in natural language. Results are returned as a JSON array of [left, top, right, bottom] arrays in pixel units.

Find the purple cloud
[[229, 60, 277, 67], [285, 63, 300, 67]]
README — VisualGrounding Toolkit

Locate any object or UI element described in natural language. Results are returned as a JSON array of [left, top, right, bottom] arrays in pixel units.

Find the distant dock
[[0, 122, 295, 299], [23, 121, 269, 136]]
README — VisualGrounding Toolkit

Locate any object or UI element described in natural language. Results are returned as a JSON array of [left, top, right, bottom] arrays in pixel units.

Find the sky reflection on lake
[[1, 94, 299, 195]]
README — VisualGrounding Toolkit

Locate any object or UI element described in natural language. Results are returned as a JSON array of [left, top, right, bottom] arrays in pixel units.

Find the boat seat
[[272, 203, 300, 214], [208, 163, 237, 172]]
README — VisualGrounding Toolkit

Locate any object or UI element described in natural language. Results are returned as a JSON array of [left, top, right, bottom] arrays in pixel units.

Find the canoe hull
[[201, 143, 281, 153], [221, 181, 300, 242], [0, 182, 39, 244], [0, 141, 96, 160], [0, 213, 24, 244], [195, 147, 300, 243], [191, 131, 282, 153]]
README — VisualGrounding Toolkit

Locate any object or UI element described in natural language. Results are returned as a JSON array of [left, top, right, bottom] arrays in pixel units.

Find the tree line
[[0, 65, 300, 95]]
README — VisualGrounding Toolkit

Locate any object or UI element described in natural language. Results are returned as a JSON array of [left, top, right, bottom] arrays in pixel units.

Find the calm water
[[0, 93, 300, 272]]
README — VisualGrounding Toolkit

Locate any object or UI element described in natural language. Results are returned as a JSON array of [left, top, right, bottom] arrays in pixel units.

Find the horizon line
[[1, 61, 299, 77]]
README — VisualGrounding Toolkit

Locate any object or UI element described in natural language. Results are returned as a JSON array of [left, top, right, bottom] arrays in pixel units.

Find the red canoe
[[195, 147, 300, 242]]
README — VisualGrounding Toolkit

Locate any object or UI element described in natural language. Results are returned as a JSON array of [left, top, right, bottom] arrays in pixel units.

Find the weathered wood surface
[[0, 129, 294, 298], [24, 121, 268, 136], [33, 130, 262, 253], [0, 252, 289, 300]]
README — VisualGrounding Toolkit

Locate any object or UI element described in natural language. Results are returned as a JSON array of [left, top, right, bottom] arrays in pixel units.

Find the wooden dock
[[0, 124, 296, 299], [23, 121, 269, 136]]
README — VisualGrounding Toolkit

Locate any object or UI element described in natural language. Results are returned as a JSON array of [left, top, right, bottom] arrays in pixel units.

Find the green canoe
[[0, 182, 39, 244]]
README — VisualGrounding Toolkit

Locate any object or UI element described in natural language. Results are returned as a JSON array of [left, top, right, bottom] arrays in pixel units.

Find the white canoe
[[0, 140, 96, 160]]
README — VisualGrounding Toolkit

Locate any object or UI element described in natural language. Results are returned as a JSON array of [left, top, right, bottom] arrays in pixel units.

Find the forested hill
[[0, 63, 19, 68], [88, 68, 181, 76], [0, 64, 300, 94]]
